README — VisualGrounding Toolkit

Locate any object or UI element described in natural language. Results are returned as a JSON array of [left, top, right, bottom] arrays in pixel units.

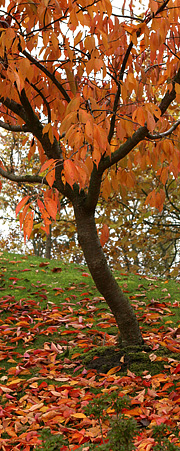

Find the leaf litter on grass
[[0, 252, 179, 450]]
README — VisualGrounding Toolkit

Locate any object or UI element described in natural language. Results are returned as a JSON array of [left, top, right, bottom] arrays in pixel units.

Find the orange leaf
[[37, 198, 45, 213], [102, 177, 111, 201], [107, 366, 122, 375], [85, 120, 94, 143], [23, 211, 34, 242], [65, 67, 77, 95], [100, 224, 109, 247], [64, 159, 79, 188], [40, 159, 56, 174], [16, 196, 30, 216], [46, 166, 56, 187], [42, 123, 51, 135], [19, 204, 29, 229], [44, 198, 57, 220]]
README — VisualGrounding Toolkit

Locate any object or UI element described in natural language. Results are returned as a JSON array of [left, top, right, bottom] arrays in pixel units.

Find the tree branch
[[21, 49, 71, 104], [108, 42, 133, 143], [0, 97, 28, 123], [0, 166, 46, 184], [0, 120, 30, 132], [18, 88, 62, 160], [158, 67, 180, 116], [102, 125, 148, 171], [147, 118, 180, 139], [86, 125, 148, 210], [28, 80, 51, 123], [108, 0, 170, 143], [85, 164, 102, 212], [100, 63, 180, 176]]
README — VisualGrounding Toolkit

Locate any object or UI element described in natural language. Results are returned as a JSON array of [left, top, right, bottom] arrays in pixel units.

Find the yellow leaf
[[107, 366, 121, 375], [71, 413, 87, 419], [7, 378, 25, 385]]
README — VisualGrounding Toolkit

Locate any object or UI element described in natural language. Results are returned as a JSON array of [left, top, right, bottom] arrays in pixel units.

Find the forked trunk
[[73, 202, 143, 347]]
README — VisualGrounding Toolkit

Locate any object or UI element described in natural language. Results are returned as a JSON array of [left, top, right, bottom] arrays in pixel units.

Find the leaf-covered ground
[[0, 251, 179, 450]]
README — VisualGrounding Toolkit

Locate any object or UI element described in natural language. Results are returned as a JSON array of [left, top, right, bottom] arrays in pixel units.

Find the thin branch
[[0, 166, 46, 185], [85, 125, 148, 210], [0, 120, 30, 132], [28, 80, 51, 123], [164, 42, 180, 61], [21, 49, 71, 104], [18, 88, 62, 160], [112, 14, 144, 22], [147, 119, 180, 139], [158, 68, 180, 116], [165, 182, 180, 214], [108, 0, 170, 143], [108, 42, 133, 143]]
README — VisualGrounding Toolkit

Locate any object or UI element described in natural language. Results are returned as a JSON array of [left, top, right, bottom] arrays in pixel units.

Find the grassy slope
[[0, 251, 179, 450]]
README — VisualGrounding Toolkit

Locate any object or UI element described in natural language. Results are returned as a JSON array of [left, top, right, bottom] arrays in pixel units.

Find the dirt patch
[[82, 345, 165, 375]]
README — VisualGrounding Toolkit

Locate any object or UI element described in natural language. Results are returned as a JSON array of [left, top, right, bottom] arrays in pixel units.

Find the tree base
[[82, 345, 166, 376]]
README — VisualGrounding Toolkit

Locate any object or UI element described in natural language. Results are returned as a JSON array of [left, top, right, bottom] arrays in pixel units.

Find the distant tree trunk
[[33, 236, 42, 257], [45, 224, 52, 259], [73, 202, 143, 347]]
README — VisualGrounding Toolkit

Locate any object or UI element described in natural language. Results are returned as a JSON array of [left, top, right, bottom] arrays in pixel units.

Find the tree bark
[[45, 224, 52, 259], [73, 200, 143, 347]]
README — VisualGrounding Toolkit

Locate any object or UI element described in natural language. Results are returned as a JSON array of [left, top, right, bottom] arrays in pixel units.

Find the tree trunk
[[73, 201, 143, 347], [45, 224, 52, 259]]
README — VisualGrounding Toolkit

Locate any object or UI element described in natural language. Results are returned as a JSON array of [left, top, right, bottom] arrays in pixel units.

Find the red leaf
[[51, 267, 62, 273], [173, 363, 180, 373]]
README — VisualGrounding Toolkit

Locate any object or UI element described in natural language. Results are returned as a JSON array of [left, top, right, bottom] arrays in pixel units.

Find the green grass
[[0, 250, 179, 375]]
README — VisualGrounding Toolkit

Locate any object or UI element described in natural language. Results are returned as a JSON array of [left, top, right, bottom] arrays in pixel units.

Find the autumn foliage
[[0, 0, 180, 344], [0, 0, 179, 237]]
